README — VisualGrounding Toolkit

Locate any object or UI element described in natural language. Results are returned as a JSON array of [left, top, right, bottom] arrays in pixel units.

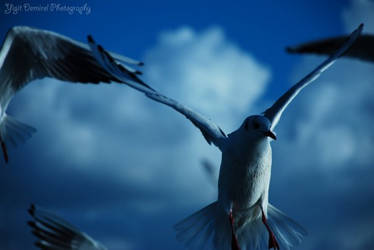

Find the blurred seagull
[[0, 26, 146, 163], [201, 158, 218, 186], [88, 24, 363, 250], [201, 158, 219, 186], [28, 204, 107, 250], [287, 33, 374, 63]]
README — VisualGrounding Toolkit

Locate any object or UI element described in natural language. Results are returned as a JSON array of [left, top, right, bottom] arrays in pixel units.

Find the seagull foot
[[1, 139, 8, 163], [268, 230, 280, 249], [229, 210, 241, 250], [261, 207, 280, 250]]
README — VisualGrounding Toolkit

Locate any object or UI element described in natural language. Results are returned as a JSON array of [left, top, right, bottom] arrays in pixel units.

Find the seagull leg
[[229, 209, 241, 250], [261, 207, 279, 250], [0, 138, 8, 163]]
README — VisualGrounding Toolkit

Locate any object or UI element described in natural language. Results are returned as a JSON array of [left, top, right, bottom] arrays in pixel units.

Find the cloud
[[10, 26, 270, 204], [144, 27, 270, 129], [267, 1, 374, 249], [342, 0, 374, 32], [1, 26, 270, 249], [271, 2, 374, 171]]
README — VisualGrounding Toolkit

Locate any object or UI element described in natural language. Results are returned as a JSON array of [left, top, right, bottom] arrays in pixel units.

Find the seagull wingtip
[[87, 34, 94, 43], [354, 23, 364, 35], [28, 204, 36, 216], [27, 220, 35, 227]]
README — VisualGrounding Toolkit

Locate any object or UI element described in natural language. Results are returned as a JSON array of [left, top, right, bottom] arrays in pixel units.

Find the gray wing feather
[[263, 24, 363, 130], [88, 36, 227, 150], [0, 26, 143, 93], [28, 204, 107, 250]]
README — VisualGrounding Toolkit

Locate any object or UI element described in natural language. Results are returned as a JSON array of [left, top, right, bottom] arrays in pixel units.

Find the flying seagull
[[28, 204, 107, 250], [0, 26, 147, 164], [88, 24, 363, 250], [286, 33, 374, 63]]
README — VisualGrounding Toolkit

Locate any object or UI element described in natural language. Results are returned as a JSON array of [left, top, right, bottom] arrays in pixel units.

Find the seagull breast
[[218, 137, 272, 211]]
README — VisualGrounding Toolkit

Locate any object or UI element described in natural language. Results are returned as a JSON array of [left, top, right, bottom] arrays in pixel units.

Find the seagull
[[28, 204, 107, 250], [0, 26, 147, 164], [286, 33, 374, 63], [87, 24, 363, 250]]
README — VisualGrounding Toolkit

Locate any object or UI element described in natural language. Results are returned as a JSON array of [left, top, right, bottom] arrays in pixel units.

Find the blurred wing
[[88, 36, 228, 150], [286, 34, 374, 63], [263, 24, 363, 130], [0, 26, 144, 94], [28, 204, 107, 250], [201, 158, 218, 186]]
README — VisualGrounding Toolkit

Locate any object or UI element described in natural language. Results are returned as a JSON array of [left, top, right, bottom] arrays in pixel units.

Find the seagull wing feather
[[0, 26, 143, 94], [263, 24, 363, 130], [88, 35, 228, 150], [28, 204, 107, 250]]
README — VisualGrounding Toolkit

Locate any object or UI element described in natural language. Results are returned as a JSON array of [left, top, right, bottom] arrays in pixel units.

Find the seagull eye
[[253, 122, 260, 129]]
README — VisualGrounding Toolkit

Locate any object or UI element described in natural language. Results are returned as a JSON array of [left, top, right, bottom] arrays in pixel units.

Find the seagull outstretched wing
[[28, 204, 107, 250], [0, 26, 145, 92], [87, 36, 228, 150], [0, 26, 146, 164], [263, 24, 363, 130]]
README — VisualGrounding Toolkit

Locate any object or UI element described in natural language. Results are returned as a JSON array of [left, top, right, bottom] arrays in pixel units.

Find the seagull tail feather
[[175, 202, 307, 250], [265, 204, 307, 250], [0, 114, 36, 164], [234, 204, 306, 250], [174, 201, 234, 250]]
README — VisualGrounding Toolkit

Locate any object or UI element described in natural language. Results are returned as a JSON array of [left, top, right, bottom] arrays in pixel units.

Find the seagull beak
[[264, 130, 277, 140]]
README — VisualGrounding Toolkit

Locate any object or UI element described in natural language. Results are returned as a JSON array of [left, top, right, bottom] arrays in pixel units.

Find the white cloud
[[271, 1, 374, 249], [11, 27, 270, 210], [273, 1, 374, 173], [144, 26, 270, 130], [342, 0, 374, 33]]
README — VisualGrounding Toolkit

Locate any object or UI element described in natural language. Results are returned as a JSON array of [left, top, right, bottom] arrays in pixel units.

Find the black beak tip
[[265, 131, 277, 140]]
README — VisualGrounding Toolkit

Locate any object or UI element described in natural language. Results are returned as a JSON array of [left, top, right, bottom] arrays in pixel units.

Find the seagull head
[[240, 115, 276, 141]]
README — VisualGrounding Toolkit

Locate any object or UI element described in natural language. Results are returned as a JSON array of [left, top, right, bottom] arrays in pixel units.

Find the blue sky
[[0, 0, 373, 249]]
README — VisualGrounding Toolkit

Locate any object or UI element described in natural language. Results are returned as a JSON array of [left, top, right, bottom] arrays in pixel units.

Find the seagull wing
[[87, 36, 228, 150], [28, 204, 107, 250], [0, 26, 144, 94], [263, 24, 363, 130], [286, 34, 374, 63]]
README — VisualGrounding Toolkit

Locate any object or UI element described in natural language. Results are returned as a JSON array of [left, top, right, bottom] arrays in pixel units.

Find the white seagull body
[[28, 204, 107, 250], [87, 24, 363, 250], [0, 26, 146, 163]]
